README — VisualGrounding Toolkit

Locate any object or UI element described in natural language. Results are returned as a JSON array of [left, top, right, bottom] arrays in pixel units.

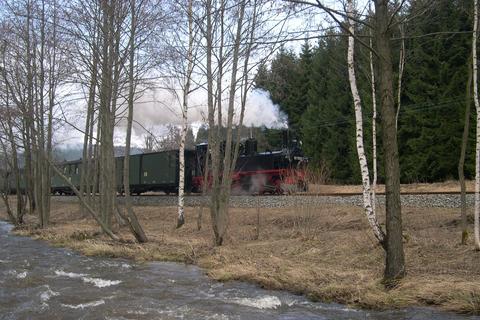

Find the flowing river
[[0, 221, 478, 320]]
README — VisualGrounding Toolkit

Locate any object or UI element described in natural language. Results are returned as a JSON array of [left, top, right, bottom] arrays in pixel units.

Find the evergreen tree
[[253, 1, 473, 184], [400, 0, 473, 182], [254, 47, 304, 132], [302, 37, 360, 183]]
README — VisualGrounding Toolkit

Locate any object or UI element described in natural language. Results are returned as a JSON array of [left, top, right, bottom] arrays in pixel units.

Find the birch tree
[[286, 0, 406, 283], [369, 29, 378, 217], [175, 0, 195, 228], [346, 0, 385, 245]]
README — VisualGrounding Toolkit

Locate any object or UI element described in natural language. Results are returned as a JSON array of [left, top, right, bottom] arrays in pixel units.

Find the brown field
[[308, 180, 475, 194], [1, 197, 480, 314]]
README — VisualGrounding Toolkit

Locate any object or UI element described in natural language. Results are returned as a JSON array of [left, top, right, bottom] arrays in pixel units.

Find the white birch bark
[[177, 0, 195, 228], [473, 0, 480, 250], [369, 31, 377, 217], [347, 0, 385, 245], [177, 109, 187, 228]]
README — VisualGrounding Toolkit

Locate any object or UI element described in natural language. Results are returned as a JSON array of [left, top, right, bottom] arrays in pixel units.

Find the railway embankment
[[2, 197, 479, 315]]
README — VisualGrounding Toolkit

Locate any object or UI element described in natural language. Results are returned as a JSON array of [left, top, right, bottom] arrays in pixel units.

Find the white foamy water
[[82, 277, 122, 288], [6, 270, 28, 279], [54, 270, 87, 278], [61, 299, 105, 309], [40, 286, 60, 302], [230, 295, 282, 310], [101, 261, 131, 269], [55, 270, 121, 288]]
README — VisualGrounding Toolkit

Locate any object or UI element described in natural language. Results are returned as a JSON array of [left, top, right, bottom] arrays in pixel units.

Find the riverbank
[[1, 199, 479, 315]]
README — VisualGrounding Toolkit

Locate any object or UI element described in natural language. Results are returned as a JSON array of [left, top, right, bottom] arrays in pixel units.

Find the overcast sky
[[54, 0, 369, 150]]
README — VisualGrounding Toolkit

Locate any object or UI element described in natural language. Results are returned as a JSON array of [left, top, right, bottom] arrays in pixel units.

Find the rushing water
[[0, 221, 478, 320]]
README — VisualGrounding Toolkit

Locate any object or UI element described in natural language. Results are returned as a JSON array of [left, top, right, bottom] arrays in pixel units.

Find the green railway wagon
[[121, 150, 195, 195], [115, 154, 141, 193], [51, 160, 82, 194], [138, 151, 177, 194], [50, 149, 196, 196]]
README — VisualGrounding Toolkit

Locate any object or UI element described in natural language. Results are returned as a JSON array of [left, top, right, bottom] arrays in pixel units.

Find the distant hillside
[[53, 145, 144, 162]]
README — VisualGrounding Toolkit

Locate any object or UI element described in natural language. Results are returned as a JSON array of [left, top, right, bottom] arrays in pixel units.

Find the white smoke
[[56, 84, 288, 148], [127, 87, 287, 144], [243, 89, 288, 129]]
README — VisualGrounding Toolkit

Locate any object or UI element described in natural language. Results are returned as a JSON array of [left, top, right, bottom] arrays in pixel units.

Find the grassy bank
[[1, 198, 480, 314]]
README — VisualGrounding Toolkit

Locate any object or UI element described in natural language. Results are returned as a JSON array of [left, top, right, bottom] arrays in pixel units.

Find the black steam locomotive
[[192, 137, 308, 194]]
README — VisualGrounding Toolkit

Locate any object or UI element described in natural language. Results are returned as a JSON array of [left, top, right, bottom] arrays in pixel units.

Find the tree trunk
[[80, 52, 97, 213], [473, 0, 480, 250], [177, 0, 195, 229], [347, 0, 385, 246], [98, 0, 115, 229], [122, 0, 148, 243], [374, 0, 406, 283], [395, 24, 405, 129], [5, 90, 25, 224], [459, 54, 473, 245], [369, 31, 378, 217]]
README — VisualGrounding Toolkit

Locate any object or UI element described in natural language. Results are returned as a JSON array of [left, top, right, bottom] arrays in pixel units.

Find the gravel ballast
[[52, 193, 474, 209]]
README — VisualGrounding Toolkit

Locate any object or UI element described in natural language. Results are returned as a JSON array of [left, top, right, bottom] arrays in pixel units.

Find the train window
[[75, 165, 79, 174], [63, 166, 67, 174]]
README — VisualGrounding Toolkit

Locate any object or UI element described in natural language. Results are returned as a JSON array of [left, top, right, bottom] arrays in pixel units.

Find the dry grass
[[2, 198, 480, 314], [309, 180, 475, 194]]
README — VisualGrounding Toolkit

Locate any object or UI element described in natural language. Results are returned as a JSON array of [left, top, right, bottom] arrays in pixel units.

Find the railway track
[[51, 192, 474, 209], [86, 190, 476, 197]]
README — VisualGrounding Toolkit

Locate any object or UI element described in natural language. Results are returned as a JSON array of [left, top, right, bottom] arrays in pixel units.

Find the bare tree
[[374, 0, 406, 281], [201, 0, 256, 245], [0, 82, 26, 225], [0, 0, 66, 227], [122, 0, 148, 243], [473, 0, 480, 250]]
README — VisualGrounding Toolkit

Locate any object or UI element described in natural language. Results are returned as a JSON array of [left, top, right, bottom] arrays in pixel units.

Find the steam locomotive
[[192, 138, 308, 194], [1, 136, 308, 196]]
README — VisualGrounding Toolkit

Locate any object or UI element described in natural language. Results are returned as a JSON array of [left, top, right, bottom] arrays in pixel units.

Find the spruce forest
[[255, 0, 474, 184]]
